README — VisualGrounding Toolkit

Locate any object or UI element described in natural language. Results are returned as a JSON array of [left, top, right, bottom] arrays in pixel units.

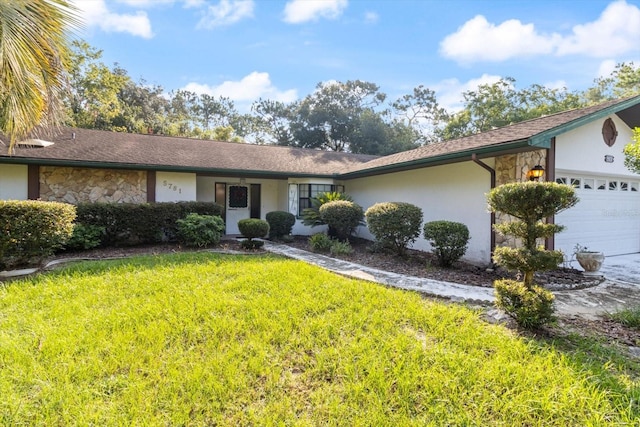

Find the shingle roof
[[1, 96, 639, 179], [0, 127, 377, 177], [341, 95, 640, 177]]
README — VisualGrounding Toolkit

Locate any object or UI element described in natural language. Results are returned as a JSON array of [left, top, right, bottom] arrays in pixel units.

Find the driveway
[[599, 253, 640, 284], [553, 253, 640, 318]]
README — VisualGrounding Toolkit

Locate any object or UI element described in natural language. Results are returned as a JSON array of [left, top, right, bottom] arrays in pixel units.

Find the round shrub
[[319, 200, 363, 241], [494, 279, 555, 329], [309, 233, 332, 253], [176, 213, 225, 247], [423, 220, 470, 267], [0, 200, 76, 268], [265, 211, 296, 240], [365, 202, 423, 256], [237, 218, 270, 241]]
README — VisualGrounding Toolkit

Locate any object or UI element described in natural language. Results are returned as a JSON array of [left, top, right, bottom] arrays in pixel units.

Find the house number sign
[[162, 180, 182, 194]]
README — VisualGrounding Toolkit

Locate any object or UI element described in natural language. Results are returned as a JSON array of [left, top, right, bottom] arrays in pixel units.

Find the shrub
[[76, 201, 223, 246], [494, 279, 555, 329], [65, 224, 105, 251], [330, 240, 353, 256], [238, 219, 270, 241], [301, 191, 353, 236], [265, 211, 296, 240], [309, 233, 332, 253], [176, 214, 225, 248], [365, 202, 423, 256], [488, 182, 577, 329], [319, 200, 364, 241], [423, 220, 470, 267], [0, 200, 76, 269]]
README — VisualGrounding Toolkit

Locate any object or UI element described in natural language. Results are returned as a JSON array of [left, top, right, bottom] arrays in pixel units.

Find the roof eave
[[0, 157, 339, 179], [338, 139, 534, 179], [529, 94, 640, 147]]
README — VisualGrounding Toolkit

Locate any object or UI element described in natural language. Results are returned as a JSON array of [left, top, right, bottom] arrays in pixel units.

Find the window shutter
[[288, 184, 298, 215]]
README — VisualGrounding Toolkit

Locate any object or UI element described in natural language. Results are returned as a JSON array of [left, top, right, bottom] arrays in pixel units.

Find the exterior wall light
[[527, 165, 545, 181]]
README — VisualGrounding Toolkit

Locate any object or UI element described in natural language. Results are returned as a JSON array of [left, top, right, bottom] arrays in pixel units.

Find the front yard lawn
[[0, 253, 637, 425]]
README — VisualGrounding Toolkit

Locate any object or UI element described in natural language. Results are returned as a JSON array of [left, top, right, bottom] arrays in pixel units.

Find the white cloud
[[196, 0, 254, 29], [597, 59, 618, 78], [440, 15, 558, 63], [440, 0, 640, 63], [283, 0, 348, 24], [364, 11, 378, 24], [543, 80, 568, 91], [74, 0, 153, 38], [115, 0, 174, 7], [432, 74, 502, 111], [115, 0, 205, 8], [557, 0, 640, 57], [183, 72, 298, 106]]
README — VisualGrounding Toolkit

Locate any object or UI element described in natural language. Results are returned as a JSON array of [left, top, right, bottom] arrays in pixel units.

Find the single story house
[[1, 95, 640, 265]]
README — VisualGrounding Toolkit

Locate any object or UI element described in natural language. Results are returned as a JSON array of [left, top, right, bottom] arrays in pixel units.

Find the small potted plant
[[573, 244, 605, 276]]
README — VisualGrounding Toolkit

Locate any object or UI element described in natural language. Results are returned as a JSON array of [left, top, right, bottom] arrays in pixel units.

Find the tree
[[0, 0, 79, 152], [289, 80, 386, 151], [250, 98, 295, 145], [439, 78, 582, 140], [581, 62, 640, 104], [487, 182, 579, 328], [391, 85, 448, 145], [623, 127, 640, 174], [66, 41, 131, 131], [488, 182, 579, 287]]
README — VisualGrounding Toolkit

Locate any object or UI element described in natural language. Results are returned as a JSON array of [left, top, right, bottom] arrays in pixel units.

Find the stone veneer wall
[[40, 166, 147, 204], [494, 149, 547, 247]]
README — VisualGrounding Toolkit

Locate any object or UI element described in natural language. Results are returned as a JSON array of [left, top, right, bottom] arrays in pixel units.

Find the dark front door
[[250, 184, 261, 219]]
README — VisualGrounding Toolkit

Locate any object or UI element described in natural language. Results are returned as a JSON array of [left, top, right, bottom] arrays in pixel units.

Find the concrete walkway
[[263, 242, 640, 319]]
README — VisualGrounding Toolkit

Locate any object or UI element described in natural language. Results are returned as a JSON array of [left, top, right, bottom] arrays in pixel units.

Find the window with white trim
[[298, 184, 344, 216]]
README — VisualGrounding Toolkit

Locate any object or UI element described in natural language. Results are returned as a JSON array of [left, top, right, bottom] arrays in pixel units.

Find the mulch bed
[[281, 236, 603, 290]]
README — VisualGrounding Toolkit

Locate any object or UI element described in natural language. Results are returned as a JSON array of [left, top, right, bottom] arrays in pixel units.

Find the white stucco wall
[[156, 172, 197, 202], [346, 160, 495, 265], [0, 164, 28, 200], [555, 114, 637, 177]]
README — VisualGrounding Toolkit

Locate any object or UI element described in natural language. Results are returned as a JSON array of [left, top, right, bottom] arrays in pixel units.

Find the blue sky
[[73, 0, 640, 111]]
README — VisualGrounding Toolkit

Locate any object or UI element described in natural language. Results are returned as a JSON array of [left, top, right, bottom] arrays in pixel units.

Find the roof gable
[[341, 95, 640, 178]]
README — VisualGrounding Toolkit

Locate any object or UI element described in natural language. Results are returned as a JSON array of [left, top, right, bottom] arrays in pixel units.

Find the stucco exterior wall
[[555, 114, 636, 177], [40, 166, 146, 203], [346, 160, 495, 265], [0, 164, 28, 200], [156, 172, 196, 202]]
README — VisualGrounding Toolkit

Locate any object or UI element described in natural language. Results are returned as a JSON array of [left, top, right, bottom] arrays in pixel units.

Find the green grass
[[0, 252, 638, 425], [608, 305, 640, 330]]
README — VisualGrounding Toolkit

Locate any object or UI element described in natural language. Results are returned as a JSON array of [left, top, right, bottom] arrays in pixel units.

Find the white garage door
[[555, 174, 640, 258]]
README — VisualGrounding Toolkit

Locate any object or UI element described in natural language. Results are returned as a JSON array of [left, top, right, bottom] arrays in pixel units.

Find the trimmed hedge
[[0, 200, 76, 269], [177, 214, 226, 248], [319, 200, 363, 241], [238, 218, 269, 250], [494, 279, 555, 329], [265, 211, 296, 240], [365, 202, 423, 256], [238, 219, 270, 240], [423, 220, 470, 267], [75, 201, 223, 246]]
